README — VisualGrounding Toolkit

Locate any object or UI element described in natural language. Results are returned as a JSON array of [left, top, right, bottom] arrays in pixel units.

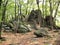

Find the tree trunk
[[49, 0, 53, 29], [0, 0, 2, 39], [15, 0, 17, 20], [0, 0, 2, 6], [26, 0, 29, 15], [36, 0, 41, 28], [0, 0, 8, 38], [19, 1, 22, 21], [42, 0, 44, 26], [0, 19, 1, 38], [2, 0, 8, 23], [54, 1, 60, 19]]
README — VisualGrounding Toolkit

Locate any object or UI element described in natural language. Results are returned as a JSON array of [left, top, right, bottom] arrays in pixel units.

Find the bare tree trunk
[[17, 0, 20, 21], [54, 1, 60, 19], [15, 0, 17, 20], [49, 0, 53, 29], [0, 0, 2, 6], [36, 0, 41, 28], [0, 16, 1, 38], [19, 0, 22, 21], [42, 0, 44, 26], [0, 0, 2, 39], [20, 5, 21, 15], [0, 0, 8, 38], [2, 0, 8, 23], [26, 0, 29, 15]]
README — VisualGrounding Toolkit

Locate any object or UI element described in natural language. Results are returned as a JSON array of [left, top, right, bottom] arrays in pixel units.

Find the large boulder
[[2, 23, 12, 32], [28, 9, 43, 24], [44, 16, 55, 27]]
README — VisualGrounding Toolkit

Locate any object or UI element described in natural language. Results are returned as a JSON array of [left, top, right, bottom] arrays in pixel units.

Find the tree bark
[[0, 0, 2, 38], [15, 0, 17, 20], [26, 0, 29, 15], [42, 0, 44, 26], [0, 0, 2, 6], [49, 0, 53, 29], [54, 1, 60, 19], [2, 0, 8, 23], [36, 0, 41, 28], [0, 0, 8, 38]]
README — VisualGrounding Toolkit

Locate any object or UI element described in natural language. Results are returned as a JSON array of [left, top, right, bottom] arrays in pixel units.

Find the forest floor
[[0, 29, 60, 45]]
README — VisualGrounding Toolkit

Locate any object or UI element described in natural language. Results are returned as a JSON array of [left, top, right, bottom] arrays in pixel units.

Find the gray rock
[[34, 28, 49, 37]]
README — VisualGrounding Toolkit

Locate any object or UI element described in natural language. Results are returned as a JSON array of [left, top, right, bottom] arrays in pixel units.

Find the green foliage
[[0, 0, 60, 30]]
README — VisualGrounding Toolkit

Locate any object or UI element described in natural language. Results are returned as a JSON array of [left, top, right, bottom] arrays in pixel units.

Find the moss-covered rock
[[17, 28, 30, 33], [17, 24, 31, 33], [34, 28, 49, 37]]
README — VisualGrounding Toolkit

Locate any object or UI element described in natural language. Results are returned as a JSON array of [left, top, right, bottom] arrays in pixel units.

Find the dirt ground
[[0, 29, 60, 45]]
